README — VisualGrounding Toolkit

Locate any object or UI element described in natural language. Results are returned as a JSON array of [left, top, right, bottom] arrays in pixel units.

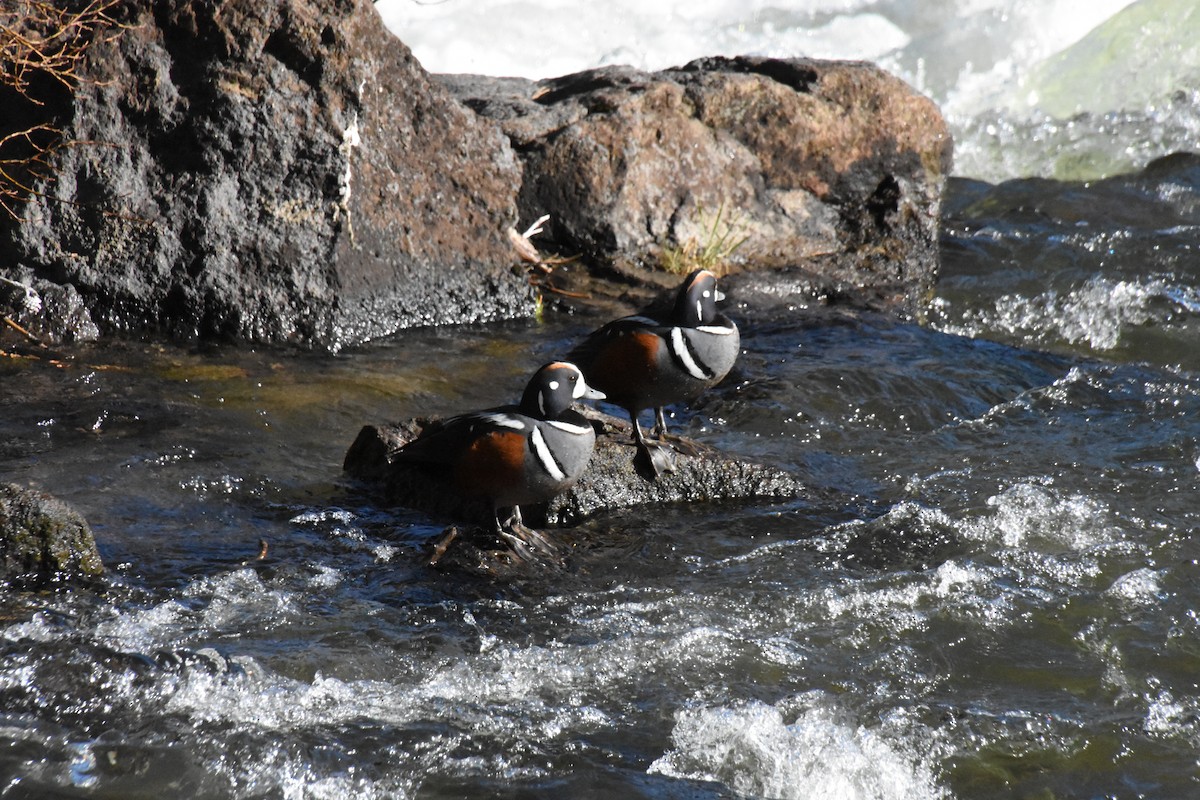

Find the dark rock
[[0, 272, 100, 345], [343, 409, 805, 530], [1, 0, 532, 349], [2, 1, 949, 347], [0, 483, 103, 589], [439, 56, 952, 311], [544, 414, 804, 525]]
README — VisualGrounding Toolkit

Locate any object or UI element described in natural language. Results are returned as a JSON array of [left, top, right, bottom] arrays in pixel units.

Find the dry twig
[[0, 0, 125, 218]]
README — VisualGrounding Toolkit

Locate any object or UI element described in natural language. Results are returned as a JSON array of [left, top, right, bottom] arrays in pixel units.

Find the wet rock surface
[[0, 0, 532, 349], [441, 56, 952, 311], [0, 483, 104, 590], [0, 274, 100, 345], [343, 408, 805, 571]]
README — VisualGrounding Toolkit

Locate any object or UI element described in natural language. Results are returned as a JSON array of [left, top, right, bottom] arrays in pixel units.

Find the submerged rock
[[344, 409, 804, 535], [0, 483, 103, 589], [441, 56, 952, 311], [0, 0, 531, 349]]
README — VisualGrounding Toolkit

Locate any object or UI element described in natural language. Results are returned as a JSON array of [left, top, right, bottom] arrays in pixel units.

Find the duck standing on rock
[[392, 362, 605, 553], [568, 269, 740, 478]]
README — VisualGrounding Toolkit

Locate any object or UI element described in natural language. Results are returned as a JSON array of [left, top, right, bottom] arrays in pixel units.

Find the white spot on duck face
[[549, 380, 560, 391], [530, 426, 566, 481], [565, 365, 592, 399]]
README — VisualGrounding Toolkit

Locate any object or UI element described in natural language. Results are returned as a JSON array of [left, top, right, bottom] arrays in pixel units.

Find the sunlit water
[[5, 2, 1200, 797], [4, 152, 1200, 798], [376, 0, 1200, 182]]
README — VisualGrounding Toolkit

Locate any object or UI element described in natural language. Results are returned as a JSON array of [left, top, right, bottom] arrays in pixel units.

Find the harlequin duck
[[393, 361, 604, 547], [568, 269, 739, 477]]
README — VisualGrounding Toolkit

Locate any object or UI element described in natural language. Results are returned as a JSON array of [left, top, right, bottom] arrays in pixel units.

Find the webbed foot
[[633, 439, 677, 481]]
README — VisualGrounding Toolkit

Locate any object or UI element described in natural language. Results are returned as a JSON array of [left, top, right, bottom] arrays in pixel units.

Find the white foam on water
[[373, 0, 1196, 179], [1105, 567, 1163, 603], [223, 739, 427, 800], [975, 482, 1117, 552], [376, 0, 910, 79], [649, 694, 946, 800], [937, 275, 1196, 353], [1144, 691, 1200, 748], [141, 646, 617, 793], [996, 277, 1162, 351], [90, 569, 302, 653], [2, 612, 72, 644], [290, 508, 356, 525]]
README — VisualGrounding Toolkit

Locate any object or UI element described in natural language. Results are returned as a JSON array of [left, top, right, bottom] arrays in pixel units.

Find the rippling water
[[4, 151, 1200, 799]]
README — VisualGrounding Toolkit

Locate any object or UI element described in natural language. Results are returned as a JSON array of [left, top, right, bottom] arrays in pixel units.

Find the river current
[[3, 155, 1200, 797], [6, 0, 1200, 793]]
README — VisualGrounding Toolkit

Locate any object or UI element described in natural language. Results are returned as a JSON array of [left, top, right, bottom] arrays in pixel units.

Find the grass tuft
[[659, 201, 750, 277]]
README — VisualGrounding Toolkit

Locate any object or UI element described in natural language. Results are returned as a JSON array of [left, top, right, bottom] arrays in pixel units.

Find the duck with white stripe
[[568, 269, 740, 478], [393, 362, 604, 545]]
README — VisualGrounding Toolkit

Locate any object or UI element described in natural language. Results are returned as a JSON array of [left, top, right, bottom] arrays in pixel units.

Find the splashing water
[[649, 696, 947, 800], [375, 0, 1200, 180]]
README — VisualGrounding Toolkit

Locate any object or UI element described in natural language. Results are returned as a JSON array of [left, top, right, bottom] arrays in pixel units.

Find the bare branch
[[0, 0, 126, 217]]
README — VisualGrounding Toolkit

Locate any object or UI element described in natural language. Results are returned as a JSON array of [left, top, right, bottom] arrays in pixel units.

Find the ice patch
[[649, 695, 945, 800]]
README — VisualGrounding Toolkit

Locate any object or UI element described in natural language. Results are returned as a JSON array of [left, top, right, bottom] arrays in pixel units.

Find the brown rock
[[440, 56, 953, 310]]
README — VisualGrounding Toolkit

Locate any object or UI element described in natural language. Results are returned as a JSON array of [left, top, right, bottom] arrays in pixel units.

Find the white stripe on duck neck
[[670, 327, 710, 380], [529, 426, 566, 481]]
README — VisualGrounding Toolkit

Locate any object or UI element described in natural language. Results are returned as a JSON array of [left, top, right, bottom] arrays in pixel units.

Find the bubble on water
[[649, 694, 946, 800]]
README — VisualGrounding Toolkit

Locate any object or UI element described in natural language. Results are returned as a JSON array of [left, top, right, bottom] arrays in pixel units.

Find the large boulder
[[440, 56, 953, 310], [0, 483, 103, 589], [0, 0, 532, 349], [1, 0, 952, 348]]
